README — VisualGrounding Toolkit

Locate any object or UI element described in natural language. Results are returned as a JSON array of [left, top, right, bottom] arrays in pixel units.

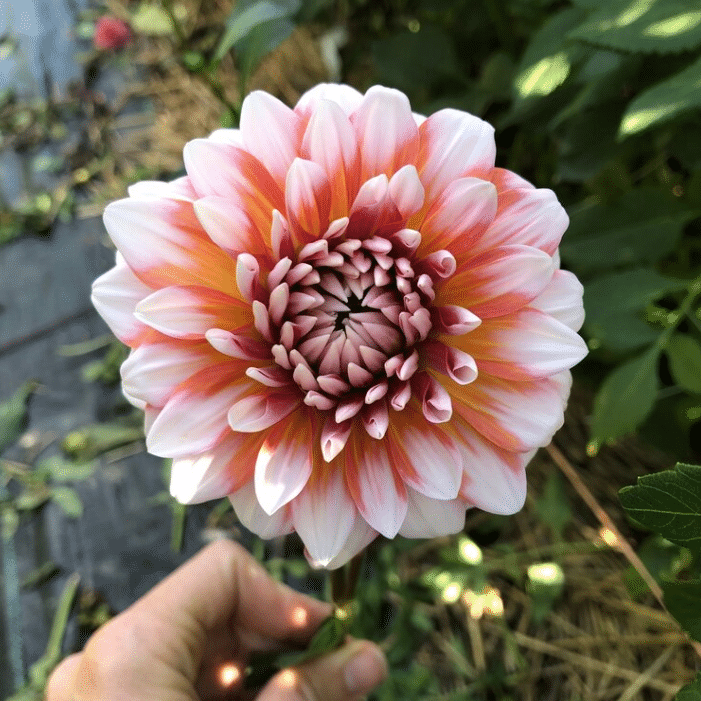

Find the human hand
[[46, 540, 387, 701]]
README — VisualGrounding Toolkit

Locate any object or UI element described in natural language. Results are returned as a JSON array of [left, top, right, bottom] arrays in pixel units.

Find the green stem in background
[[656, 273, 701, 351], [161, 0, 186, 47]]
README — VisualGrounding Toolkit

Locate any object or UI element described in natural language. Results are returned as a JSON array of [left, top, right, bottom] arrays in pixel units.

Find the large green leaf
[[619, 463, 701, 552], [560, 188, 697, 274], [590, 346, 660, 448], [569, 0, 701, 54], [663, 578, 701, 642], [214, 0, 299, 63], [667, 334, 701, 393], [583, 268, 687, 351], [513, 8, 587, 103], [620, 55, 701, 137]]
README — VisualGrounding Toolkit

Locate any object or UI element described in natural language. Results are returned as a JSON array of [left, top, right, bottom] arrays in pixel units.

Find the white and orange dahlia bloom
[[92, 84, 587, 568]]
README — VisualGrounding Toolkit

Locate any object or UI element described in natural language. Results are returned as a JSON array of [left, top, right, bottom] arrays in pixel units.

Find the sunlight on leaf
[[516, 52, 571, 98], [645, 11, 701, 37], [620, 55, 701, 137]]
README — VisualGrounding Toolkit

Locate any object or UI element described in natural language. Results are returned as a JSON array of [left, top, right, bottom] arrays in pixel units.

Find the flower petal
[[228, 391, 301, 433], [453, 418, 532, 515], [529, 269, 585, 332], [450, 373, 571, 452], [419, 177, 497, 257], [351, 85, 419, 180], [295, 83, 364, 120], [389, 414, 463, 500], [103, 197, 240, 296], [417, 109, 496, 203], [135, 285, 250, 339], [193, 196, 266, 257], [480, 185, 568, 256], [254, 418, 313, 515], [170, 431, 263, 504], [453, 308, 588, 380], [301, 99, 360, 218], [292, 462, 357, 567], [229, 480, 295, 538], [398, 487, 468, 538], [345, 436, 407, 538], [121, 338, 213, 407], [308, 513, 378, 570], [388, 165, 425, 220], [441, 244, 555, 318], [91, 254, 152, 345], [285, 158, 332, 243], [240, 91, 303, 184], [183, 139, 284, 231], [146, 367, 250, 457]]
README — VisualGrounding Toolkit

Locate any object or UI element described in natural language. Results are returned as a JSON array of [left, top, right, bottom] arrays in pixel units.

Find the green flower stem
[[656, 273, 701, 351]]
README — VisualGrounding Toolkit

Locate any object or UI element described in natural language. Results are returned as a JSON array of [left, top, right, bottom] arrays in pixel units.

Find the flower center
[[257, 228, 443, 420]]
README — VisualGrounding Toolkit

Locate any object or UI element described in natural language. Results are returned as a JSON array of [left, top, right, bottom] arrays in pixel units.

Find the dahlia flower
[[93, 16, 132, 50], [92, 84, 587, 568]]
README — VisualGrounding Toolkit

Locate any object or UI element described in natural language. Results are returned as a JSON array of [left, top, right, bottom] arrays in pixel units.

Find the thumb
[[257, 639, 387, 701]]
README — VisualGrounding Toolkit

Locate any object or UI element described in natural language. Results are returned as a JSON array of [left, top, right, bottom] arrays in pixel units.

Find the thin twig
[[546, 442, 701, 659]]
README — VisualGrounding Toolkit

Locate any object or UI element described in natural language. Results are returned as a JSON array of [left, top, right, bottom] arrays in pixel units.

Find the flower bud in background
[[94, 16, 132, 51]]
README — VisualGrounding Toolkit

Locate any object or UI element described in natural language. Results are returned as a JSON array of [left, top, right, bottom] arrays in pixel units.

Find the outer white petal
[[346, 441, 407, 539], [121, 342, 209, 407], [308, 514, 378, 570], [229, 480, 295, 538], [103, 198, 197, 272], [455, 420, 533, 515], [352, 85, 419, 179], [419, 109, 496, 200], [91, 253, 152, 344], [147, 377, 249, 458], [254, 428, 313, 515], [295, 83, 364, 118], [292, 467, 356, 567], [529, 269, 585, 332], [170, 432, 259, 504], [392, 423, 463, 500], [398, 487, 468, 538], [240, 91, 302, 183]]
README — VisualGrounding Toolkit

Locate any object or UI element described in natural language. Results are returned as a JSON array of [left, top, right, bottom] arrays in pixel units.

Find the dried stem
[[546, 442, 701, 659]]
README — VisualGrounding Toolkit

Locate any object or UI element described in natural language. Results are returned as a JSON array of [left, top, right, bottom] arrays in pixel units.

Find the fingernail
[[343, 644, 387, 694]]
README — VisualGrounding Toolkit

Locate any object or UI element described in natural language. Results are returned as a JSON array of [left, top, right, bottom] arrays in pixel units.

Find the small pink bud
[[94, 17, 132, 50]]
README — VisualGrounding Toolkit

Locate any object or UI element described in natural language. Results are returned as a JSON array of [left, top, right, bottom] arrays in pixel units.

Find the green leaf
[[569, 0, 701, 54], [676, 672, 701, 701], [620, 55, 701, 137], [619, 462, 701, 552], [130, 3, 187, 36], [51, 487, 84, 518], [235, 16, 295, 81], [663, 578, 701, 642], [0, 381, 36, 454], [36, 456, 97, 483], [561, 188, 697, 274], [667, 334, 701, 393], [583, 268, 687, 351], [275, 614, 346, 668], [590, 346, 660, 449], [214, 0, 299, 63], [513, 8, 587, 102]]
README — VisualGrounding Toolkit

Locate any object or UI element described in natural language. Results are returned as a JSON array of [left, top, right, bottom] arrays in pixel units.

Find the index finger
[[132, 540, 332, 647]]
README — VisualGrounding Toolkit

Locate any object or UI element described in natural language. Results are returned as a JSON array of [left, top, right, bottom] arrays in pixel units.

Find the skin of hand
[[45, 540, 387, 701]]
